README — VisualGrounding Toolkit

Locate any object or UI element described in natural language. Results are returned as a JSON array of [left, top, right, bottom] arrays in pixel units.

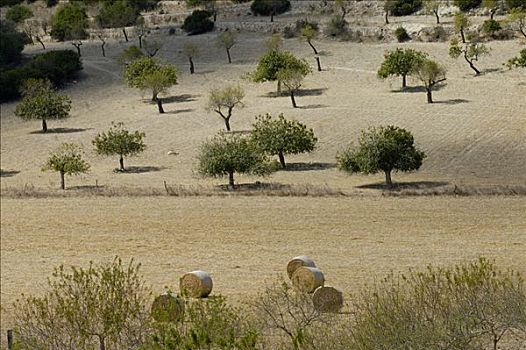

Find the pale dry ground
[[1, 196, 526, 334], [1, 27, 525, 191]]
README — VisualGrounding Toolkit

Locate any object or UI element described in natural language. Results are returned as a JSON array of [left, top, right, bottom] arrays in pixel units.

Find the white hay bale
[[286, 255, 317, 279], [312, 286, 344, 313], [291, 266, 325, 293], [151, 291, 185, 322], [179, 270, 213, 298]]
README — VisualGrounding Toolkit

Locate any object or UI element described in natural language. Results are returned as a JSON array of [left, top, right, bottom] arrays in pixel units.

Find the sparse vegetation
[[252, 113, 317, 169], [92, 122, 146, 171], [42, 143, 90, 190], [206, 85, 245, 131], [338, 125, 426, 187]]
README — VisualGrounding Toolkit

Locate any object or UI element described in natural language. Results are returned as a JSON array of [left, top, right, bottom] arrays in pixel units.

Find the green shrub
[[387, 0, 423, 16], [506, 0, 526, 9], [0, 0, 23, 6], [454, 0, 482, 11], [5, 4, 33, 23], [50, 3, 88, 41], [0, 21, 27, 67], [250, 0, 291, 16], [181, 10, 214, 35], [96, 0, 138, 29], [0, 50, 82, 102], [394, 26, 411, 41], [482, 19, 502, 33], [46, 0, 58, 7]]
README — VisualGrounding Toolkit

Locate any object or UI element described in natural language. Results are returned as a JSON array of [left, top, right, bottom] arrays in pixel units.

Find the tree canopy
[[14, 78, 72, 132], [42, 143, 90, 189], [197, 132, 273, 188], [5, 4, 33, 23], [411, 58, 446, 103], [377, 48, 428, 88], [206, 85, 245, 131], [449, 39, 490, 75], [50, 3, 88, 41], [252, 113, 317, 169], [92, 122, 146, 171], [337, 125, 426, 187]]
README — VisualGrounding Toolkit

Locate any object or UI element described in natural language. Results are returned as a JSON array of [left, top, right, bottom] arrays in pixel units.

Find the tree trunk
[[435, 11, 440, 24], [189, 57, 195, 74], [426, 87, 433, 103], [290, 91, 297, 108], [139, 35, 143, 48], [42, 119, 48, 132], [99, 335, 106, 350], [520, 27, 526, 39], [224, 117, 231, 131], [402, 74, 407, 88], [460, 28, 466, 43], [37, 36, 46, 49], [307, 40, 318, 55], [465, 55, 480, 75], [228, 171, 235, 188], [119, 156, 124, 171], [277, 80, 282, 95], [226, 48, 232, 63], [384, 170, 393, 187], [490, 9, 495, 20], [101, 42, 106, 57], [278, 151, 286, 169], [60, 171, 65, 190], [122, 28, 129, 42], [270, 11, 274, 23], [157, 98, 165, 114], [72, 43, 81, 57], [385, 11, 389, 24], [213, 11, 217, 22], [152, 91, 158, 102], [315, 56, 322, 71]]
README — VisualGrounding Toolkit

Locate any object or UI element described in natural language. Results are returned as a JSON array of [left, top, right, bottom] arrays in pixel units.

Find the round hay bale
[[151, 291, 185, 322], [291, 266, 325, 293], [312, 286, 344, 313], [179, 270, 213, 298], [286, 255, 316, 279]]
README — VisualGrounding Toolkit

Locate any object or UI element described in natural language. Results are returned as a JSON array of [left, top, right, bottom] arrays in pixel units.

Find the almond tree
[[301, 24, 322, 71], [92, 122, 146, 171], [277, 67, 308, 108], [423, 0, 441, 24], [454, 12, 470, 43], [216, 31, 236, 64], [412, 58, 447, 103], [15, 78, 71, 132], [42, 143, 90, 190], [508, 8, 526, 38], [206, 85, 245, 131], [449, 39, 490, 75], [183, 42, 199, 74], [377, 48, 428, 88]]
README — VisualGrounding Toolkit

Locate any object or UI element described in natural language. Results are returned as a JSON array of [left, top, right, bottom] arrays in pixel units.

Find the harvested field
[[1, 196, 525, 333]]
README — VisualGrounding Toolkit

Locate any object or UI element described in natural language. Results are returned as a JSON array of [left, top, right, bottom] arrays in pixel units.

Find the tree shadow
[[165, 108, 194, 115], [0, 169, 20, 177], [480, 67, 503, 75], [282, 162, 336, 172], [392, 86, 427, 93], [295, 88, 328, 97], [29, 127, 91, 134], [433, 99, 469, 105], [356, 181, 449, 191], [68, 185, 105, 191], [162, 94, 200, 104], [117, 166, 166, 174], [195, 70, 215, 75], [229, 130, 252, 135], [217, 182, 291, 192], [297, 104, 327, 109]]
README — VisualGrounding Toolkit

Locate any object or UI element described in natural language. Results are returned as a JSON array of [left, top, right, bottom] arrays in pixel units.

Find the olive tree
[[412, 58, 447, 103], [301, 24, 322, 71], [42, 143, 90, 190], [377, 48, 428, 88], [508, 8, 526, 38], [124, 57, 178, 113], [337, 125, 426, 187], [14, 78, 72, 133], [216, 31, 236, 64], [454, 12, 470, 43], [507, 48, 526, 68], [252, 113, 317, 169], [92, 122, 146, 171], [482, 0, 498, 19], [250, 50, 311, 95], [197, 132, 273, 188], [186, 0, 218, 21], [449, 38, 490, 75], [143, 37, 162, 57], [206, 85, 245, 131], [13, 258, 151, 350]]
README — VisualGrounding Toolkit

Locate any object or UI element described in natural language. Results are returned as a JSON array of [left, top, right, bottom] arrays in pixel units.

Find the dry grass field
[[1, 1, 526, 345]]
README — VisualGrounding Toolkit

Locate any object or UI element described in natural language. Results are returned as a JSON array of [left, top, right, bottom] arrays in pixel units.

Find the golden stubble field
[[1, 6, 526, 343]]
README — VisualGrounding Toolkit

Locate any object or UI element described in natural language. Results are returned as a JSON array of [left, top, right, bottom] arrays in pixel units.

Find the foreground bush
[[0, 50, 82, 102], [14, 258, 151, 350]]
